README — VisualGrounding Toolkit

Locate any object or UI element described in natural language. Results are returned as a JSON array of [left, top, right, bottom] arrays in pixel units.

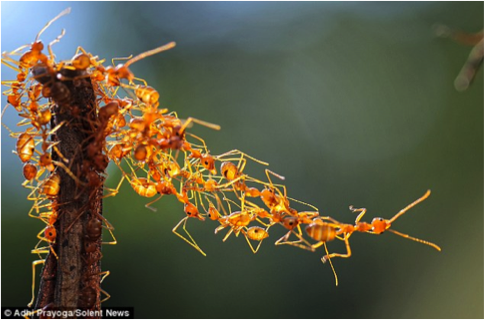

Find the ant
[[345, 189, 441, 252], [302, 190, 440, 285], [105, 41, 176, 86], [172, 188, 207, 256]]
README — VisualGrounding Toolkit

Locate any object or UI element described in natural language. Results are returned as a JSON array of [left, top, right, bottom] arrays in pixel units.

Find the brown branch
[[34, 67, 104, 318]]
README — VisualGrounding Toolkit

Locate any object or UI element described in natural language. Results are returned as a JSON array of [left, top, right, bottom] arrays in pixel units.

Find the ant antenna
[[387, 229, 441, 251], [35, 8, 71, 42], [388, 190, 431, 224], [125, 42, 176, 68]]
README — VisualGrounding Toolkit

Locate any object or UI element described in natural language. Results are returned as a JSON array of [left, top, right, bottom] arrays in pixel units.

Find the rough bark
[[34, 67, 103, 318]]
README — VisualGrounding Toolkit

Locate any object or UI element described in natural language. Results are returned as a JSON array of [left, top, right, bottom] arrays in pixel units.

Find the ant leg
[[243, 225, 271, 254], [322, 243, 339, 286], [97, 270, 112, 303], [99, 270, 110, 283], [100, 288, 111, 304], [52, 160, 87, 187], [349, 206, 367, 224], [213, 193, 230, 216], [243, 232, 266, 254], [215, 173, 246, 189], [145, 194, 163, 212], [186, 133, 210, 154], [311, 241, 325, 250], [33, 228, 58, 259], [222, 227, 236, 242], [132, 77, 148, 86], [288, 197, 320, 212], [320, 216, 344, 225], [214, 224, 227, 235], [196, 191, 210, 214], [275, 230, 315, 252], [33, 243, 58, 260], [265, 168, 285, 184], [111, 54, 133, 67], [179, 117, 221, 133], [216, 149, 268, 166], [27, 259, 45, 307], [264, 169, 288, 198], [322, 234, 352, 262], [244, 234, 259, 254], [387, 229, 441, 251], [388, 190, 431, 224], [255, 218, 270, 228], [103, 174, 126, 199], [98, 217, 117, 246], [0, 59, 20, 72], [172, 217, 207, 256]]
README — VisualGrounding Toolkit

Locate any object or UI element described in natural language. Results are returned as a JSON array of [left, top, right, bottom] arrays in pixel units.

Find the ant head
[[99, 101, 119, 122], [184, 202, 204, 221], [44, 226, 56, 242], [39, 153, 52, 166], [156, 181, 175, 195], [39, 109, 52, 126], [221, 161, 239, 180], [31, 41, 44, 52], [208, 205, 220, 221], [260, 188, 277, 208], [164, 162, 180, 178], [129, 118, 146, 132], [201, 154, 216, 174], [173, 125, 186, 138], [245, 187, 260, 198], [134, 145, 148, 162], [282, 216, 298, 230], [23, 163, 38, 181], [371, 217, 389, 234], [113, 64, 134, 82], [84, 241, 97, 253], [31, 63, 52, 85], [71, 53, 91, 70]]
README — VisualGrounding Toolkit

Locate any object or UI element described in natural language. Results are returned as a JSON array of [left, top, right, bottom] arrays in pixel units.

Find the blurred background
[[1, 2, 483, 318]]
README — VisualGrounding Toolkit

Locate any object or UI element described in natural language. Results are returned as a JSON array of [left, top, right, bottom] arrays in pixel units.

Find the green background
[[2, 2, 483, 318]]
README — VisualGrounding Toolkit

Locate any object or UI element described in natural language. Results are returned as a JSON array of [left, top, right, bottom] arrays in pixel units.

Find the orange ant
[[17, 8, 71, 70], [274, 211, 320, 252], [302, 190, 440, 285], [213, 195, 272, 254], [172, 188, 207, 256], [27, 199, 60, 307], [346, 189, 441, 251], [105, 42, 176, 86]]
